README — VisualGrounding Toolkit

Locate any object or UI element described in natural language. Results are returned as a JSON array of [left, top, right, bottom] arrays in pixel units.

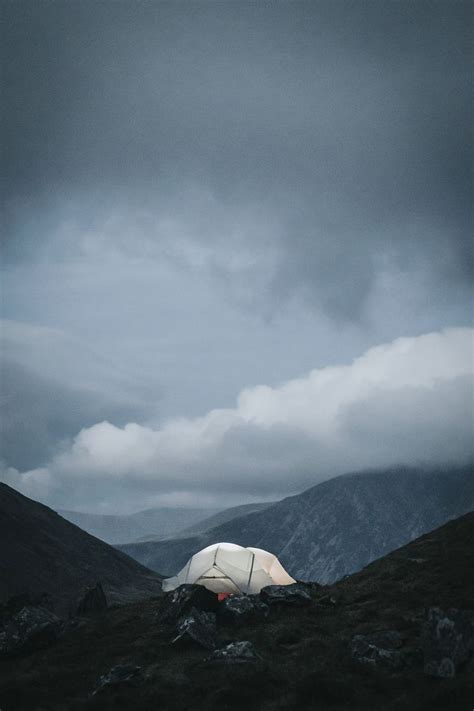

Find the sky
[[1, 0, 472, 513]]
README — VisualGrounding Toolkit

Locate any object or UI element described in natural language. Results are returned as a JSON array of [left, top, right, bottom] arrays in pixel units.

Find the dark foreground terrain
[[1, 513, 473, 711]]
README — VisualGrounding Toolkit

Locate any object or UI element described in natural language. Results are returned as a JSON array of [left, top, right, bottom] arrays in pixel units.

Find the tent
[[162, 542, 295, 594]]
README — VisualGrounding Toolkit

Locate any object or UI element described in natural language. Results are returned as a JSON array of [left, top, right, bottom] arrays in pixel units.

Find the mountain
[[0, 483, 162, 614], [59, 506, 222, 544], [1, 512, 472, 710], [137, 501, 275, 541], [118, 466, 473, 582]]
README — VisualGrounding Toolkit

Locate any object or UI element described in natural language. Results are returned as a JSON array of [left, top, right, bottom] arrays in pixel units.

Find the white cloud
[[2, 328, 472, 512]]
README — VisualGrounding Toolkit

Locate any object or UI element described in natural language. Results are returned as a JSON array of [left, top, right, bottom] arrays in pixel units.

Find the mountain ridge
[[118, 465, 473, 582], [58, 505, 223, 545], [137, 501, 275, 542]]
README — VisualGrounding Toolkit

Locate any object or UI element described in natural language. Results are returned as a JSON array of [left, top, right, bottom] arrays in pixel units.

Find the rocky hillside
[[0, 484, 162, 614], [0, 513, 472, 710], [118, 466, 473, 582], [59, 506, 222, 544]]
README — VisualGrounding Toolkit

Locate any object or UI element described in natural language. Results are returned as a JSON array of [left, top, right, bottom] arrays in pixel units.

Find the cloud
[[1, 4, 471, 513], [3, 328, 472, 512], [0, 321, 162, 468], [2, 1, 472, 320]]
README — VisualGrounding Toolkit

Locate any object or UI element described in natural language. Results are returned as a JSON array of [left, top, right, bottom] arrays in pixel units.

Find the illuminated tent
[[162, 542, 295, 594]]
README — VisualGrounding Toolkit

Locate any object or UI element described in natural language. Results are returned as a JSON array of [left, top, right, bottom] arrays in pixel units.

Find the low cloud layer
[[3, 328, 472, 512]]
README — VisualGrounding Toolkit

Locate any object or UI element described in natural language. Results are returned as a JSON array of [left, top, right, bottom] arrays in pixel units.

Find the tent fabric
[[162, 542, 296, 594]]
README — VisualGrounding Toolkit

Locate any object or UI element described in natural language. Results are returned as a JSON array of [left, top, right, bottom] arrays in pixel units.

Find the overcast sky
[[1, 1, 472, 513]]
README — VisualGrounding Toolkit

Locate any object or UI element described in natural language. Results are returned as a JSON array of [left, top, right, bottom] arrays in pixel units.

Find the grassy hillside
[[0, 484, 162, 614]]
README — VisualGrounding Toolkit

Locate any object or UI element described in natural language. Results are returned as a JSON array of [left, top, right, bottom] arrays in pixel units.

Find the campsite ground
[[0, 513, 473, 710]]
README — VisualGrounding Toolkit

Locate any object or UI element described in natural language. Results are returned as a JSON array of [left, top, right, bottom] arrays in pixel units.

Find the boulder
[[422, 607, 474, 678], [260, 583, 312, 607], [159, 584, 218, 623], [0, 593, 52, 620], [93, 664, 142, 695], [171, 608, 218, 650], [315, 594, 338, 607], [297, 580, 323, 592], [351, 630, 404, 670], [218, 595, 269, 624], [0, 606, 63, 657], [211, 640, 259, 663], [77, 582, 108, 616]]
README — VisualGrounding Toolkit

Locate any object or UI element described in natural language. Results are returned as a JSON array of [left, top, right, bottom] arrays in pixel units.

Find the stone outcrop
[[260, 583, 312, 607], [93, 664, 142, 695], [0, 605, 63, 657], [351, 630, 404, 670], [77, 582, 108, 616], [159, 584, 218, 623], [218, 594, 269, 624], [422, 607, 474, 678], [211, 640, 259, 663], [171, 608, 218, 650]]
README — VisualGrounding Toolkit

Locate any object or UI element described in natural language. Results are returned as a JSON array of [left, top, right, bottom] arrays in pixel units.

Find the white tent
[[162, 542, 296, 594]]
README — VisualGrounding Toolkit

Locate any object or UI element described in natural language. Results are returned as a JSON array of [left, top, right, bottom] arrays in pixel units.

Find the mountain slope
[[59, 506, 222, 544], [0, 483, 162, 614], [118, 466, 473, 582], [1, 512, 473, 711]]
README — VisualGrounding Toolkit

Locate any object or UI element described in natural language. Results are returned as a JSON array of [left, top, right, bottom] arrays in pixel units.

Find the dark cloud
[[2, 0, 472, 318]]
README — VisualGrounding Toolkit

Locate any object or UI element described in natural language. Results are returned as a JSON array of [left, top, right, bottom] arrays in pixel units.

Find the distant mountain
[[59, 506, 222, 544], [137, 501, 275, 542], [0, 483, 162, 615], [118, 466, 473, 583]]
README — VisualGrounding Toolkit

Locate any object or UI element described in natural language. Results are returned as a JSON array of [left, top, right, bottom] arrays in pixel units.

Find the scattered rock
[[351, 630, 404, 670], [315, 594, 338, 607], [159, 584, 218, 623], [77, 582, 108, 616], [422, 607, 474, 678], [0, 606, 63, 657], [218, 595, 269, 624], [211, 641, 259, 663], [297, 580, 323, 591], [93, 664, 142, 695], [260, 583, 312, 607], [172, 608, 218, 650], [0, 593, 52, 621]]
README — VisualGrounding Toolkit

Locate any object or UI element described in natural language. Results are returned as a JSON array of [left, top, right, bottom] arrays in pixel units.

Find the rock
[[315, 594, 338, 607], [211, 641, 259, 663], [171, 608, 217, 650], [0, 593, 52, 621], [0, 606, 63, 657], [77, 582, 108, 616], [260, 583, 312, 607], [218, 595, 269, 624], [351, 630, 404, 670], [422, 607, 474, 678], [159, 584, 218, 623], [297, 580, 323, 592], [93, 664, 142, 695]]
